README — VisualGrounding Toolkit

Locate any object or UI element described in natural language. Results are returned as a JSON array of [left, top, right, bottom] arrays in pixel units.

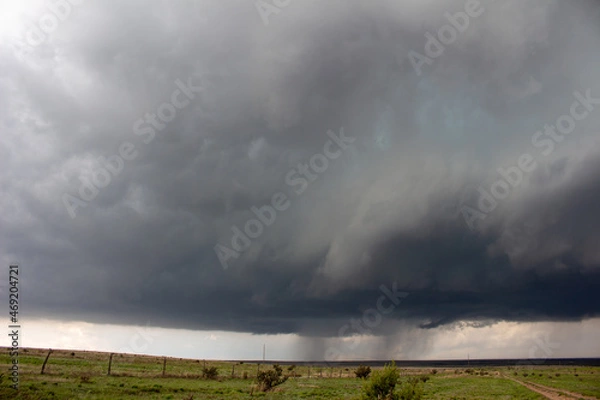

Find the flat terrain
[[1, 348, 598, 399]]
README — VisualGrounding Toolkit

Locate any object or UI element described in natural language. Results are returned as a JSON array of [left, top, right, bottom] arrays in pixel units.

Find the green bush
[[355, 365, 372, 379], [398, 377, 424, 400], [202, 366, 219, 379], [257, 364, 288, 392], [287, 364, 297, 377], [361, 362, 399, 400], [361, 362, 424, 400]]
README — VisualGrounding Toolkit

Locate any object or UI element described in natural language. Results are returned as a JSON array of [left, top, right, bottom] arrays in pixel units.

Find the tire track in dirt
[[503, 375, 597, 400]]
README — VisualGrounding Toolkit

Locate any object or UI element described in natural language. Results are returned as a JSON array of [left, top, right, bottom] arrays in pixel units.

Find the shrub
[[242, 372, 248, 379], [398, 377, 424, 400], [201, 366, 219, 380], [355, 365, 372, 379], [361, 362, 399, 400], [257, 364, 288, 392], [431, 369, 438, 375], [361, 362, 424, 400], [287, 364, 297, 377]]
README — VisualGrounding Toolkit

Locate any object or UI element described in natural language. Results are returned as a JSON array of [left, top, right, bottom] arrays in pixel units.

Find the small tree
[[202, 366, 219, 379], [397, 377, 424, 400], [355, 365, 372, 379], [257, 364, 288, 392], [361, 362, 424, 400], [361, 362, 399, 400], [287, 364, 297, 377]]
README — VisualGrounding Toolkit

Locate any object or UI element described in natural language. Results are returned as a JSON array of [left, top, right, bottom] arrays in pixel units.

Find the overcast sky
[[1, 0, 600, 361]]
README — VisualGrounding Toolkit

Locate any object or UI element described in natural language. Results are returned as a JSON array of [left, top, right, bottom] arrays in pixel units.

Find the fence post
[[231, 364, 235, 378], [308, 366, 310, 379], [162, 357, 167, 377], [41, 349, 53, 375], [107, 353, 114, 376]]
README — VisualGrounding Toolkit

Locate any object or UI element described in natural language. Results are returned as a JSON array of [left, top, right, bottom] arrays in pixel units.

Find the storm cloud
[[1, 0, 599, 357]]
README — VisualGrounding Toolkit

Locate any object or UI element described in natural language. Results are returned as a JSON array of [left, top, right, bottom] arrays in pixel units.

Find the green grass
[[1, 348, 598, 399], [422, 376, 546, 400], [512, 366, 600, 398]]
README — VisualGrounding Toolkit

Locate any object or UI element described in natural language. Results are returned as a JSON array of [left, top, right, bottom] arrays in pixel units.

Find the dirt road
[[504, 375, 597, 400]]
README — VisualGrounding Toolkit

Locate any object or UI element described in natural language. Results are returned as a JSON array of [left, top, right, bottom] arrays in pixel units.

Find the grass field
[[1, 348, 598, 399], [508, 366, 600, 398]]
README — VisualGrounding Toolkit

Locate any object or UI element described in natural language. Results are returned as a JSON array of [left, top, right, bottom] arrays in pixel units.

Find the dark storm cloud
[[1, 0, 599, 341]]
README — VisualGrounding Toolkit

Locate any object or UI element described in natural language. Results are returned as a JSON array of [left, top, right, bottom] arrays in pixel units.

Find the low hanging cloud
[[1, 0, 599, 357]]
